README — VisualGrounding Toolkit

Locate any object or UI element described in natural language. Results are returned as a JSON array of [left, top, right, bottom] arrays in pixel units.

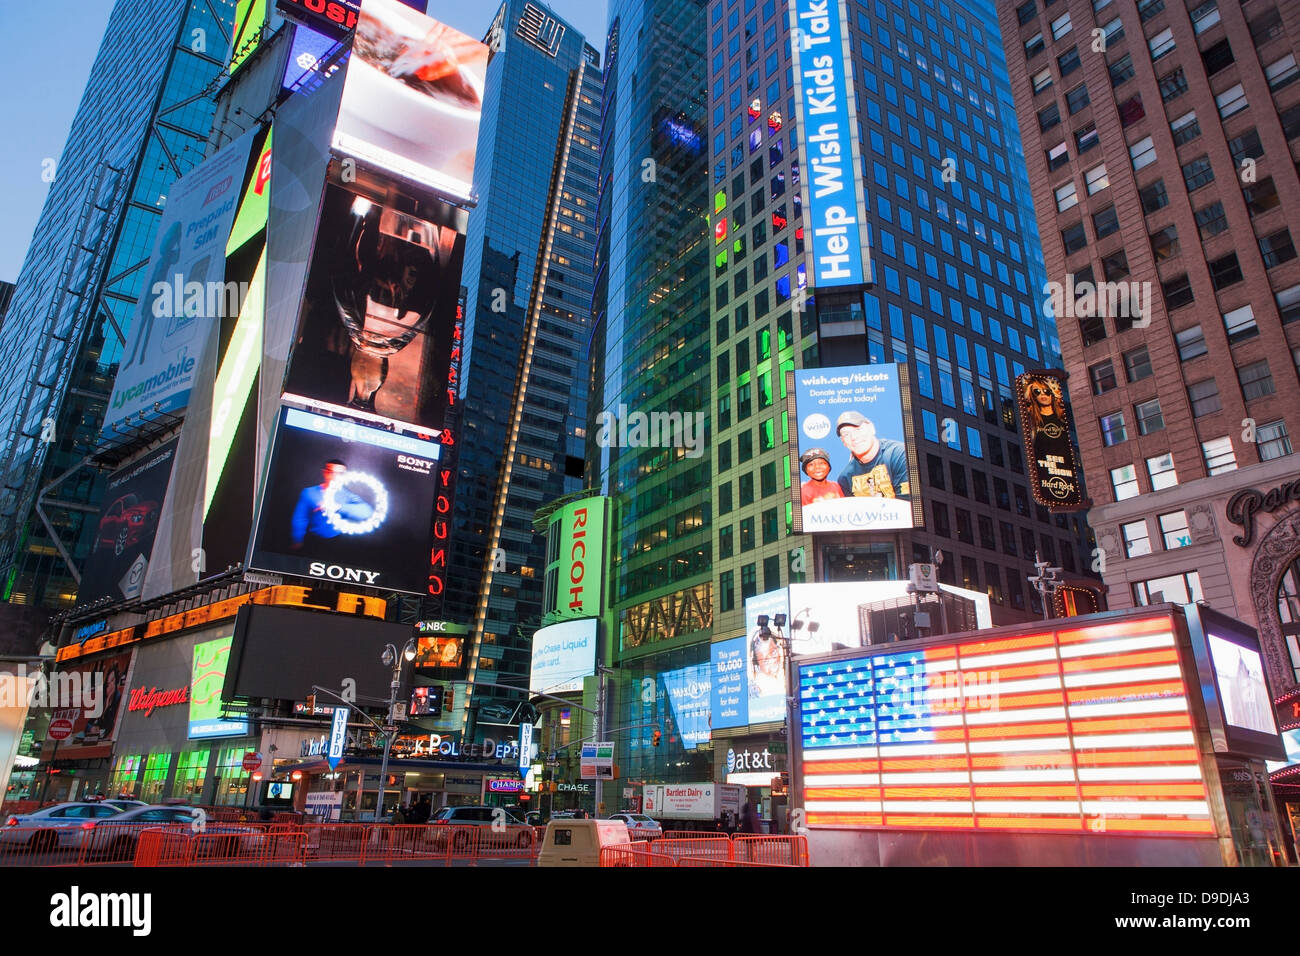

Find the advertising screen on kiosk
[[281, 179, 466, 433], [791, 364, 919, 532], [247, 406, 441, 595], [333, 0, 488, 203], [529, 619, 597, 695], [798, 613, 1217, 835]]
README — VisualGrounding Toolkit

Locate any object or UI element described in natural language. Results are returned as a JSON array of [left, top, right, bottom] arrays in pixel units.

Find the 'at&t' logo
[[726, 748, 736, 773]]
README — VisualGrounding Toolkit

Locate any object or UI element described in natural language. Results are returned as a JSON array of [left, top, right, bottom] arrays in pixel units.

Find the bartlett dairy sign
[[791, 0, 869, 288]]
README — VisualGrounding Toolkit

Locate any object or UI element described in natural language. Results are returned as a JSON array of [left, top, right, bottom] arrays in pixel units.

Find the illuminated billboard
[[789, 0, 870, 288], [744, 590, 791, 725], [662, 662, 711, 750], [44, 651, 134, 759], [334, 0, 488, 202], [545, 497, 607, 621], [190, 636, 247, 739], [102, 133, 257, 440], [77, 439, 179, 605], [1184, 603, 1285, 761], [280, 180, 466, 433], [798, 614, 1217, 835], [228, 0, 268, 74], [790, 364, 920, 532], [247, 406, 442, 595], [710, 636, 748, 731], [786, 581, 993, 654], [529, 619, 597, 695], [1015, 370, 1087, 511]]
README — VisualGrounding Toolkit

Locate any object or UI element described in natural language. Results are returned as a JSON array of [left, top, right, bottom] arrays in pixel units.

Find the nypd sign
[[791, 0, 870, 288]]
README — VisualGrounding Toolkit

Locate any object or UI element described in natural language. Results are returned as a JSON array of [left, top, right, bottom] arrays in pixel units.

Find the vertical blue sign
[[327, 706, 349, 770], [791, 0, 869, 288], [518, 722, 533, 775], [710, 637, 749, 730]]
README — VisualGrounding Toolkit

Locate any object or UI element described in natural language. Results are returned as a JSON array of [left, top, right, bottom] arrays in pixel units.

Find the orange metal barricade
[[733, 835, 810, 866], [599, 844, 676, 867], [653, 836, 732, 863], [134, 829, 192, 867]]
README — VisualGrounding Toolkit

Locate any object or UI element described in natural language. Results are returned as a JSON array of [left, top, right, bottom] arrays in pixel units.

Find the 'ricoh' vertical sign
[[791, 0, 871, 289]]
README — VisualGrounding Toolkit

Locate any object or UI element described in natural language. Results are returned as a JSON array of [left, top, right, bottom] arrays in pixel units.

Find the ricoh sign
[[548, 497, 607, 621], [790, 0, 871, 289]]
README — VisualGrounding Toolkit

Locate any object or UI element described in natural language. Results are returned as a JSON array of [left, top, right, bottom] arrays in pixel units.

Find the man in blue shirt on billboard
[[834, 411, 911, 500], [290, 459, 374, 548]]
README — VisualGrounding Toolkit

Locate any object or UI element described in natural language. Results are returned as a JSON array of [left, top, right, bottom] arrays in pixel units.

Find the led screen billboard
[[545, 497, 607, 621], [44, 651, 134, 759], [786, 581, 993, 654], [790, 364, 920, 532], [789, 0, 870, 288], [189, 636, 247, 739], [247, 406, 441, 595], [103, 132, 256, 440], [78, 439, 180, 605], [798, 614, 1217, 835], [711, 637, 748, 731], [280, 180, 466, 433], [662, 662, 711, 750], [529, 619, 597, 695], [1015, 370, 1086, 511], [334, 0, 488, 202], [744, 589, 791, 725]]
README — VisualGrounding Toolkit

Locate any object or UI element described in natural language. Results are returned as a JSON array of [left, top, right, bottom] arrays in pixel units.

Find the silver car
[[607, 813, 663, 839], [1, 802, 124, 851], [83, 805, 264, 861]]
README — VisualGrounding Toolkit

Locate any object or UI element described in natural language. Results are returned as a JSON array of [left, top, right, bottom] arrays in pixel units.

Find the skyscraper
[[0, 0, 238, 610], [444, 0, 604, 733], [999, 0, 1300, 693], [588, 0, 714, 789]]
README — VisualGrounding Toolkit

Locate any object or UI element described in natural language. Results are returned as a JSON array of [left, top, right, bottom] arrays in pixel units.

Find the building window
[[1046, 141, 1070, 170], [1133, 571, 1202, 605], [1170, 110, 1200, 146], [1187, 378, 1222, 417], [1237, 359, 1276, 401], [1222, 304, 1257, 343], [1066, 84, 1090, 115], [1176, 325, 1208, 360], [1137, 0, 1166, 22], [1181, 155, 1214, 192], [932, 501, 951, 537], [1085, 163, 1109, 194], [1055, 180, 1079, 211], [1016, 0, 1038, 26], [1117, 94, 1145, 127], [1090, 360, 1117, 394], [1093, 205, 1120, 239], [1075, 122, 1099, 154], [1228, 128, 1263, 166], [1129, 136, 1156, 170], [1162, 273, 1193, 310], [1104, 249, 1131, 283], [1257, 420, 1292, 461], [1243, 177, 1280, 218], [719, 570, 735, 612], [1058, 46, 1081, 77], [1190, 0, 1220, 34], [1135, 399, 1165, 435], [1194, 202, 1229, 239], [1124, 346, 1152, 382], [1032, 68, 1054, 94], [1201, 436, 1237, 475], [1100, 411, 1128, 446], [1025, 32, 1045, 58], [1038, 101, 1061, 132], [1150, 225, 1179, 262], [1146, 452, 1177, 490], [1266, 54, 1299, 91], [1215, 83, 1247, 118], [1259, 229, 1297, 269], [956, 508, 974, 544], [1123, 519, 1152, 558], [1159, 511, 1192, 550], [1111, 463, 1140, 500], [1201, 38, 1235, 75], [1080, 315, 1107, 346], [1157, 72, 1194, 110], [1208, 252, 1243, 291], [1051, 12, 1072, 39], [1148, 28, 1175, 62], [741, 563, 757, 600], [1139, 179, 1169, 212], [1061, 222, 1088, 254], [1109, 53, 1135, 87], [1276, 283, 1300, 324]]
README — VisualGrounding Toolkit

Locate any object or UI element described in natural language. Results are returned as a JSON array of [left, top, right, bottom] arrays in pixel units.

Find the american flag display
[[799, 614, 1216, 835]]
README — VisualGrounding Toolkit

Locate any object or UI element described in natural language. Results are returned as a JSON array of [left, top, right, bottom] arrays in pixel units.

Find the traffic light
[[652, 730, 662, 747]]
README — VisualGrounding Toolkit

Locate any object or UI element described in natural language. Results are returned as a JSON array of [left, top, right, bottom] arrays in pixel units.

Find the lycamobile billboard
[[790, 0, 870, 288]]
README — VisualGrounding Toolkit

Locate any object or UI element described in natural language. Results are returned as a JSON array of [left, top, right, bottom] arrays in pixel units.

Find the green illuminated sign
[[228, 0, 267, 74], [226, 128, 271, 257], [547, 498, 606, 621], [189, 636, 248, 739]]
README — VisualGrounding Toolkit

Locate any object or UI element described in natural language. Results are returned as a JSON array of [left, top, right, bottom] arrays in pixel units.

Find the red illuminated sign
[[128, 685, 190, 717]]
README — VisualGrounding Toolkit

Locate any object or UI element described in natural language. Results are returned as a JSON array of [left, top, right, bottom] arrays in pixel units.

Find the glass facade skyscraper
[[444, 0, 604, 732], [0, 0, 237, 610]]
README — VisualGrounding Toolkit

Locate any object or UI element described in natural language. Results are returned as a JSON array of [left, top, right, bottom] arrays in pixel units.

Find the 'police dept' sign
[[791, 0, 869, 288]]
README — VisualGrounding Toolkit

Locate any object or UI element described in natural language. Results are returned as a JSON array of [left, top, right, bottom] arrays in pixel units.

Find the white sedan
[[606, 813, 663, 840], [1, 802, 124, 851]]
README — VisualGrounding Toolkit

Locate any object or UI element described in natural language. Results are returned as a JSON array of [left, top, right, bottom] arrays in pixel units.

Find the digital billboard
[[44, 651, 133, 759], [744, 589, 791, 725], [280, 180, 466, 432], [189, 636, 247, 739], [334, 0, 488, 203], [789, 0, 870, 288], [710, 637, 748, 731], [102, 132, 257, 440], [546, 497, 607, 621], [229, 0, 268, 74], [1184, 603, 1286, 761], [1015, 370, 1087, 511], [799, 614, 1217, 835], [78, 439, 180, 605], [529, 619, 597, 695], [790, 364, 920, 532], [247, 407, 441, 594], [787, 581, 993, 654], [414, 631, 466, 669], [662, 662, 711, 750]]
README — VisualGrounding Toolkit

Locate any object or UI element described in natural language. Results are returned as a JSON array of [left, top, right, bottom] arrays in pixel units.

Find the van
[[537, 819, 630, 867]]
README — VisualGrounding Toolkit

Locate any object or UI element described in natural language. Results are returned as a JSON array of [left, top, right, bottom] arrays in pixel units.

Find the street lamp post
[[374, 639, 416, 823]]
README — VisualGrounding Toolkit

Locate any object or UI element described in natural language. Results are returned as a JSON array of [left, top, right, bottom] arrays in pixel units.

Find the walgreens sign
[[128, 685, 189, 717]]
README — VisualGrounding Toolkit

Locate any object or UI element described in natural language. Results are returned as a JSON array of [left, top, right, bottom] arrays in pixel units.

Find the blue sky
[[0, 0, 608, 283]]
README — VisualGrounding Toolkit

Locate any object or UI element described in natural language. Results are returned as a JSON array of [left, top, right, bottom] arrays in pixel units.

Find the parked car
[[97, 799, 151, 812], [95, 493, 160, 555], [607, 812, 663, 840], [429, 805, 528, 850], [1, 802, 124, 851], [82, 805, 264, 860]]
